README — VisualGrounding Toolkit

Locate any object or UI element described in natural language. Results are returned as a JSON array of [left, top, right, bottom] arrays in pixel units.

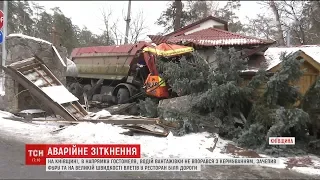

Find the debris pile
[[4, 34, 68, 113], [1, 34, 173, 137]]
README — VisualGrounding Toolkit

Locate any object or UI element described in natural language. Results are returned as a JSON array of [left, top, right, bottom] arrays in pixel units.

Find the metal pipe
[[124, 0, 131, 44], [1, 0, 8, 89]]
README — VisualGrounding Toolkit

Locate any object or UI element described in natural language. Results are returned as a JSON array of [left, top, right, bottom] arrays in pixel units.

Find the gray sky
[[36, 1, 268, 41]]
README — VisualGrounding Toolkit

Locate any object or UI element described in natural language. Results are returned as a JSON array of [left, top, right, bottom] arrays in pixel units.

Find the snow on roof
[[52, 46, 67, 67], [167, 28, 274, 46], [8, 33, 52, 45], [66, 58, 78, 77], [8, 34, 67, 67], [264, 45, 320, 70], [41, 85, 78, 104]]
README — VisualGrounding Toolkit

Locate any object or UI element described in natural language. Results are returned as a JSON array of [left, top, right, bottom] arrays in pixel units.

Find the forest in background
[[0, 1, 148, 53], [157, 1, 320, 46], [1, 1, 320, 53]]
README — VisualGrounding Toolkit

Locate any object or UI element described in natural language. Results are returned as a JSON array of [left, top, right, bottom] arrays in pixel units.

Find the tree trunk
[[174, 0, 182, 31], [269, 0, 285, 46]]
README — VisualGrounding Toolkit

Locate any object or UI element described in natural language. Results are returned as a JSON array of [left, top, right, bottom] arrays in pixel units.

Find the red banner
[[25, 144, 141, 165]]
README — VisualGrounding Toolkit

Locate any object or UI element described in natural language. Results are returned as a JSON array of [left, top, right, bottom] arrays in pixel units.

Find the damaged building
[[148, 16, 276, 68], [3, 34, 68, 113]]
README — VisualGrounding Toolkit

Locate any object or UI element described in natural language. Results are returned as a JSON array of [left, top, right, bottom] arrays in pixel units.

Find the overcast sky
[[36, 1, 268, 41]]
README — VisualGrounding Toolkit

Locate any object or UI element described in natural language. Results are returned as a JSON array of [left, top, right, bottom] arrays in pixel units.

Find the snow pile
[[0, 111, 58, 143], [0, 110, 320, 176], [88, 110, 112, 120], [56, 122, 231, 158]]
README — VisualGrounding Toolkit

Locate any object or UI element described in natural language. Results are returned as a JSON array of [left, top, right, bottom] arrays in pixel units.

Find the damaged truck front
[[66, 42, 174, 105]]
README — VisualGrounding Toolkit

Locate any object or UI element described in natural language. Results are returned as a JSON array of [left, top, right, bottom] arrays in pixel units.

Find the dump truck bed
[[69, 42, 149, 80]]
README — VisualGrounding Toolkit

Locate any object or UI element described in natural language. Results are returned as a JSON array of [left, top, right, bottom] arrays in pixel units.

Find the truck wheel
[[117, 88, 130, 104]]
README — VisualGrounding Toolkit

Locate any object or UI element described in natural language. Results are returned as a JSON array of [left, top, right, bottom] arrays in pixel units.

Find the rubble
[[4, 34, 68, 113], [2, 49, 169, 137]]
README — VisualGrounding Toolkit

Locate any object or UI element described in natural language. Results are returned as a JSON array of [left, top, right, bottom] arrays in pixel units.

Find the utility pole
[[1, 0, 8, 89], [124, 0, 131, 44]]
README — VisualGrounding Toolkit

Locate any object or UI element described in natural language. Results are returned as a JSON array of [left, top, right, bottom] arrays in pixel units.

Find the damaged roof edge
[[52, 45, 67, 67], [7, 34, 67, 68], [7, 33, 52, 45]]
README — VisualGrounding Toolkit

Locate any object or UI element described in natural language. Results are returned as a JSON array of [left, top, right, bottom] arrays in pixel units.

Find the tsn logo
[[27, 149, 44, 163]]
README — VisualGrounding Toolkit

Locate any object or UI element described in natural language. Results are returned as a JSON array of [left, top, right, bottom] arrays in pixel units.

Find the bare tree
[[244, 14, 277, 40], [268, 0, 285, 46], [187, 1, 220, 23], [101, 7, 113, 45], [128, 10, 148, 43], [110, 19, 121, 45], [276, 1, 308, 45], [257, 1, 317, 45]]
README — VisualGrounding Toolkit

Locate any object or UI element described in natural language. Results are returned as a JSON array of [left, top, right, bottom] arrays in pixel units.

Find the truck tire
[[117, 88, 130, 104]]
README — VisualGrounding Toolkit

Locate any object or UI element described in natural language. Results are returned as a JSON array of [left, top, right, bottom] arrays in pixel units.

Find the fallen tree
[[148, 47, 319, 155]]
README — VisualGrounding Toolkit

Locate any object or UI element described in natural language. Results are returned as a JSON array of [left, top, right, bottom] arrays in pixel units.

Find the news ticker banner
[[46, 158, 279, 172], [26, 144, 279, 172]]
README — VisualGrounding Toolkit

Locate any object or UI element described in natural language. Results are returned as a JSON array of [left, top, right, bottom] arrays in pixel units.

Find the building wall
[[242, 59, 319, 97], [185, 20, 225, 35]]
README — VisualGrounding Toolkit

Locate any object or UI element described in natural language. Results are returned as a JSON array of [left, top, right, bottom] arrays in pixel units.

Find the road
[[0, 132, 319, 179]]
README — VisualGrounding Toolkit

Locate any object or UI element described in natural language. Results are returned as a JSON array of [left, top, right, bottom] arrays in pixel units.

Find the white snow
[[41, 85, 79, 104], [19, 109, 46, 114], [0, 110, 319, 176], [8, 34, 52, 45], [52, 46, 67, 67], [264, 45, 320, 70], [87, 110, 112, 120], [241, 69, 259, 73], [7, 34, 67, 68], [66, 58, 78, 77]]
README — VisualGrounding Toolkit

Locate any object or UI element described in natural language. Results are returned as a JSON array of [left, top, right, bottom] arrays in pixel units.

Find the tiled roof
[[167, 28, 275, 46], [70, 41, 149, 58], [166, 16, 228, 36], [147, 35, 169, 45]]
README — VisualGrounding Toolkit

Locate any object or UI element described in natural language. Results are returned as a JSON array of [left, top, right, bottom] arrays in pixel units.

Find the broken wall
[[4, 34, 68, 113]]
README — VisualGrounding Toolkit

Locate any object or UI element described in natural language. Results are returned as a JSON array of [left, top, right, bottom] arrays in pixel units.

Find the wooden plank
[[35, 56, 88, 116], [17, 63, 41, 73], [34, 68, 52, 86], [121, 125, 169, 137], [69, 103, 86, 117], [8, 57, 37, 69], [26, 118, 159, 125], [78, 118, 159, 125]]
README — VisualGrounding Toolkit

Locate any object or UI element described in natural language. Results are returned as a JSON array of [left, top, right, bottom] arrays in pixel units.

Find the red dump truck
[[67, 42, 191, 105]]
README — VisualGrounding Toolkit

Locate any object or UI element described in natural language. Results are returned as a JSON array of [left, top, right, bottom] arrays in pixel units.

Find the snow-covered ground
[[0, 110, 319, 176]]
